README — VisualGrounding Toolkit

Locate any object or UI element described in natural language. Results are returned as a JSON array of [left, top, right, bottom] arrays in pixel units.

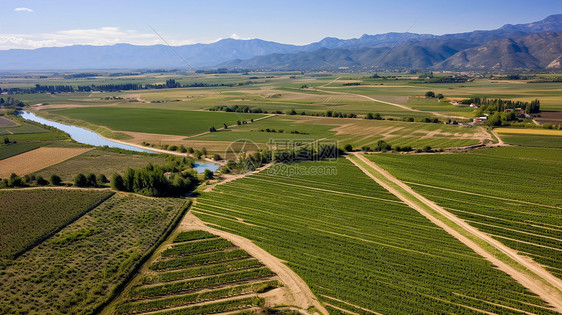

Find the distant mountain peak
[[0, 14, 561, 70]]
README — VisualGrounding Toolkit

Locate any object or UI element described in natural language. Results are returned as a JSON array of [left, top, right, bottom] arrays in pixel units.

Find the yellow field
[[0, 147, 91, 178], [494, 128, 562, 136]]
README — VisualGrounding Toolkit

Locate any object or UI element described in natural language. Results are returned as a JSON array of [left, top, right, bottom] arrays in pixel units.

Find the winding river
[[19, 111, 220, 173]]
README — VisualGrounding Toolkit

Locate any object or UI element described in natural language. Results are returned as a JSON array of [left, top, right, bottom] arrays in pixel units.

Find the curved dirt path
[[347, 153, 562, 312], [491, 129, 506, 146], [317, 88, 466, 120], [180, 211, 328, 314]]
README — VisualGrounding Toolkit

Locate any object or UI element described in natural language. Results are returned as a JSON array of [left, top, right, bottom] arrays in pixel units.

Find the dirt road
[[317, 88, 466, 120], [347, 152, 562, 312], [180, 211, 328, 314]]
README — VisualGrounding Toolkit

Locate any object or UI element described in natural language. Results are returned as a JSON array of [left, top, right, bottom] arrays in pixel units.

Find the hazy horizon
[[1, 0, 561, 50]]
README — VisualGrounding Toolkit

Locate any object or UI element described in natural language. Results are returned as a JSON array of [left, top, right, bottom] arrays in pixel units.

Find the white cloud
[[0, 27, 202, 50], [14, 7, 33, 12], [0, 26, 246, 50]]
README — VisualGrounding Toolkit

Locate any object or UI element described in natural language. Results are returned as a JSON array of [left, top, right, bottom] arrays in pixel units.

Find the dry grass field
[[0, 147, 91, 178], [0, 117, 17, 127], [495, 128, 562, 136]]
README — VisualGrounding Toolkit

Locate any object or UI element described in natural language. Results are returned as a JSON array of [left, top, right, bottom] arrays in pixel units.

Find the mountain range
[[1, 14, 562, 71]]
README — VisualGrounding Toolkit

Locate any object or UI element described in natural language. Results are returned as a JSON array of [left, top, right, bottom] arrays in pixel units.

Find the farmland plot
[[367, 147, 562, 279], [0, 193, 187, 314], [0, 189, 114, 260], [110, 230, 280, 315], [0, 147, 91, 178], [191, 158, 558, 314]]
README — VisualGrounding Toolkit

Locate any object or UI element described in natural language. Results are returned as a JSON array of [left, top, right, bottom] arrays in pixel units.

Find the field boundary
[[10, 189, 115, 260], [347, 152, 562, 312]]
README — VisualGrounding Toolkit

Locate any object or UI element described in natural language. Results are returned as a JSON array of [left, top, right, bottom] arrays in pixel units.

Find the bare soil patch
[[0, 147, 91, 177], [0, 117, 17, 127], [535, 112, 562, 125]]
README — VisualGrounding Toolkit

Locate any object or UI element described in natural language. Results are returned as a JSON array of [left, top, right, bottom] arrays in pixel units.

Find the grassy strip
[[142, 259, 264, 284], [161, 238, 234, 258], [116, 280, 279, 314], [149, 249, 251, 271], [173, 230, 218, 243], [154, 296, 264, 315], [129, 267, 273, 299]]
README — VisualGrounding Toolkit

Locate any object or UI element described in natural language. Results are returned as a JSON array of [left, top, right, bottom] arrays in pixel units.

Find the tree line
[[2, 79, 258, 94], [111, 157, 199, 197]]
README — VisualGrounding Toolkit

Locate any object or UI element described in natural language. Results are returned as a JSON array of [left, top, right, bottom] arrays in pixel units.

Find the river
[[19, 111, 220, 173]]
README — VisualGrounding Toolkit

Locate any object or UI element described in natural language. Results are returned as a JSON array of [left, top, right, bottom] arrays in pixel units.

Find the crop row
[[149, 249, 251, 271], [160, 238, 235, 258], [129, 267, 274, 299], [192, 158, 558, 314], [116, 280, 279, 314], [173, 230, 218, 243], [0, 193, 186, 314], [142, 259, 264, 284], [409, 183, 562, 276], [0, 189, 114, 259]]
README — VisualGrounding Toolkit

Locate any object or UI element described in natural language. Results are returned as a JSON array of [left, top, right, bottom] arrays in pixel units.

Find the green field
[[191, 158, 556, 314], [367, 147, 562, 278], [0, 121, 76, 160], [190, 115, 487, 150], [35, 149, 166, 182], [111, 230, 276, 314], [0, 193, 187, 314], [52, 107, 265, 136], [0, 142, 42, 160], [0, 122, 48, 135], [0, 189, 114, 260], [499, 133, 562, 148], [7, 72, 562, 118]]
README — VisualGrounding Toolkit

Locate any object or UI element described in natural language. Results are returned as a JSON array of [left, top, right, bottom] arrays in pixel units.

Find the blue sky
[[1, 0, 560, 49]]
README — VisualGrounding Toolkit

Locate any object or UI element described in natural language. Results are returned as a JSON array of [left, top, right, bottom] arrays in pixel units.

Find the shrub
[[111, 173, 125, 191], [204, 169, 214, 180], [36, 176, 48, 186], [87, 174, 98, 187], [344, 144, 353, 152], [50, 174, 62, 186], [99, 174, 109, 184], [74, 174, 88, 187]]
